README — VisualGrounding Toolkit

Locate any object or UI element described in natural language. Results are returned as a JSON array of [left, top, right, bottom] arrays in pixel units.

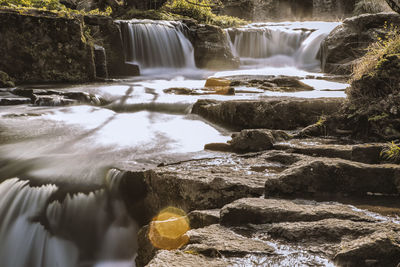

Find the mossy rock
[[0, 71, 15, 87]]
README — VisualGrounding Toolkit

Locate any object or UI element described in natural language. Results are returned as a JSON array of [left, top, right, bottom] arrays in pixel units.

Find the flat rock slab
[[191, 98, 344, 130], [265, 158, 400, 197], [185, 224, 275, 257], [146, 250, 231, 267], [220, 198, 377, 226], [274, 138, 386, 164]]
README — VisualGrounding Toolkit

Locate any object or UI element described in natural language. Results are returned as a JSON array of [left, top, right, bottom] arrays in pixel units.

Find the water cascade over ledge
[[119, 20, 195, 71], [226, 22, 340, 71]]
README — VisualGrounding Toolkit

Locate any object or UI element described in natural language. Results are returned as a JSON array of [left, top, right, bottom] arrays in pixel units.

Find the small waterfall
[[227, 22, 340, 71], [0, 169, 138, 267], [120, 20, 195, 70]]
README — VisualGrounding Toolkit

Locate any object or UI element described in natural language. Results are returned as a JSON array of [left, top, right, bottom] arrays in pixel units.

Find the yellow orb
[[148, 207, 190, 250]]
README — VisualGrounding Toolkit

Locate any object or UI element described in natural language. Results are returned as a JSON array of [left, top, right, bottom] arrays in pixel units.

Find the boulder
[[0, 9, 95, 83], [321, 12, 400, 74], [334, 230, 400, 266], [230, 129, 291, 153], [191, 98, 343, 130], [186, 22, 239, 70], [265, 158, 400, 197], [220, 198, 375, 226]]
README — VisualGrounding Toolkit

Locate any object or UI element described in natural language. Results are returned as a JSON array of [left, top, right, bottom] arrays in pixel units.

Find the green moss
[[368, 112, 389, 122]]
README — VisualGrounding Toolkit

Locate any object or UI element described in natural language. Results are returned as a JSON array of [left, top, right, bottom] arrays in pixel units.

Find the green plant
[[381, 141, 400, 163], [352, 22, 400, 81], [163, 0, 246, 27], [368, 112, 389, 121], [0, 0, 65, 10]]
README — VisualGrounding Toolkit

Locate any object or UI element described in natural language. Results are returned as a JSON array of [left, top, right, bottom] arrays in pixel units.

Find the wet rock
[[84, 15, 129, 77], [0, 71, 15, 88], [187, 23, 239, 70], [0, 97, 31, 105], [185, 224, 274, 257], [262, 219, 379, 243], [274, 139, 353, 160], [334, 230, 400, 267], [220, 198, 375, 226], [321, 12, 400, 74], [120, 154, 284, 223], [188, 209, 220, 229], [146, 250, 230, 267], [191, 98, 343, 130], [204, 142, 233, 152], [30, 91, 105, 106], [32, 95, 77, 106], [227, 76, 314, 92], [117, 62, 140, 76], [93, 45, 108, 78], [265, 159, 400, 197], [267, 77, 314, 92], [0, 9, 95, 83], [230, 129, 291, 153], [204, 78, 232, 88], [136, 225, 157, 267], [164, 87, 199, 95]]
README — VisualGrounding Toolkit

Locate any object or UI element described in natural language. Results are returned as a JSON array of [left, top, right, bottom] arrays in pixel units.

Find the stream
[[0, 19, 387, 267]]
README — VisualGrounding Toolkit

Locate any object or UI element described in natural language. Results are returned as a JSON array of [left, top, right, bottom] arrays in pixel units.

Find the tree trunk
[[385, 0, 400, 13]]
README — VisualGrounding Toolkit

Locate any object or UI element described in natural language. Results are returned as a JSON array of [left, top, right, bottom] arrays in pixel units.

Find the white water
[[227, 21, 340, 71], [120, 20, 195, 71], [0, 171, 137, 267]]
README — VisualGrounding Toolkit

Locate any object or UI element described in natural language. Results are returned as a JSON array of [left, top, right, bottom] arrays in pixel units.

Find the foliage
[[0, 0, 65, 10], [119, 7, 180, 20], [381, 141, 400, 163], [353, 0, 392, 15], [163, 0, 246, 27], [352, 22, 400, 81], [0, 0, 113, 16]]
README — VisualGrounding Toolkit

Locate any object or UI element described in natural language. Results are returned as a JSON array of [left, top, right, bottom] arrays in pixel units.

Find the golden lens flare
[[148, 207, 190, 250]]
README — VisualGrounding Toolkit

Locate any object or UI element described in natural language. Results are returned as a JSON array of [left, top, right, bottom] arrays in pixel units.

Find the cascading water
[[120, 20, 195, 70], [226, 22, 340, 71], [0, 170, 137, 267]]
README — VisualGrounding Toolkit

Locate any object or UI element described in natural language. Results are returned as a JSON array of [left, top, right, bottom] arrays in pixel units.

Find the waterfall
[[120, 20, 195, 70], [0, 170, 137, 267], [227, 22, 340, 71]]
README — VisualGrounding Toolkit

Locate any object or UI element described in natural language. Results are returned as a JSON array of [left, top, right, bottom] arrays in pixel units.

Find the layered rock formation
[[0, 9, 96, 84]]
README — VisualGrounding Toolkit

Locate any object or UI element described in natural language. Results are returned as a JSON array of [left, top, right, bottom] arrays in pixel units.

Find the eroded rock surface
[[192, 98, 343, 130]]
